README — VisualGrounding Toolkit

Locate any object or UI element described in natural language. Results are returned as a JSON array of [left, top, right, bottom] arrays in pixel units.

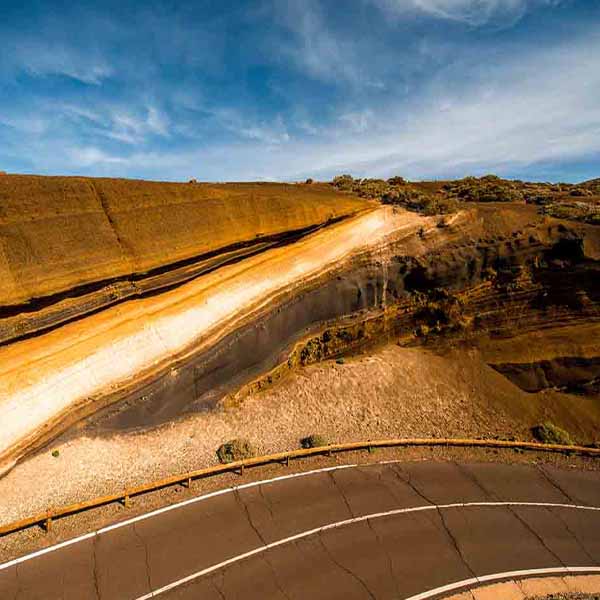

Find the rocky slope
[[0, 176, 367, 343], [0, 174, 599, 478]]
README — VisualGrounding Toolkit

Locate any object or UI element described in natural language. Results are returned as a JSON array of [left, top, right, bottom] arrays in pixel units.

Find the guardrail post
[[123, 494, 131, 508], [286, 456, 290, 467], [44, 517, 52, 532], [239, 464, 245, 476]]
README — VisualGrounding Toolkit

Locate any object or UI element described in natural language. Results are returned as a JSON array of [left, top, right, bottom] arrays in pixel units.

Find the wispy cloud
[[0, 0, 597, 184], [372, 0, 564, 27], [270, 0, 385, 87]]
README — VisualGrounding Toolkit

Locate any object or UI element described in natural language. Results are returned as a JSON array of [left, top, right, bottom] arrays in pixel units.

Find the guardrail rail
[[1, 437, 599, 537]]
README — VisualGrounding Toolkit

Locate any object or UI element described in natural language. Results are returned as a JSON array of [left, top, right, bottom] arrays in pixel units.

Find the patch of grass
[[51, 449, 60, 458], [300, 434, 329, 449], [216, 438, 255, 464], [335, 357, 345, 364], [531, 422, 574, 446]]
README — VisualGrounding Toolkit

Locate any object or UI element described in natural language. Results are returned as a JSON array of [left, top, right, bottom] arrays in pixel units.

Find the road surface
[[1, 460, 599, 599]]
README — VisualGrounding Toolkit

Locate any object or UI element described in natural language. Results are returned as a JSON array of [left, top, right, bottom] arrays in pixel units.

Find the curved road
[[1, 461, 599, 599]]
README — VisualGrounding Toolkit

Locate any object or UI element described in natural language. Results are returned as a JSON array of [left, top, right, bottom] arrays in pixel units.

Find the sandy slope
[[0, 206, 422, 472], [1, 342, 597, 526]]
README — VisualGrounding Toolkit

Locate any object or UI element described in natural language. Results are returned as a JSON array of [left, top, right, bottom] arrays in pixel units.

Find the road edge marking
[[132, 502, 600, 599], [403, 567, 600, 600], [0, 463, 357, 572]]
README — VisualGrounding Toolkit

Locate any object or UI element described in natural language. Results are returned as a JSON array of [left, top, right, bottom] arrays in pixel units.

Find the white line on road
[[133, 501, 600, 599], [0, 462, 357, 572], [403, 567, 600, 600]]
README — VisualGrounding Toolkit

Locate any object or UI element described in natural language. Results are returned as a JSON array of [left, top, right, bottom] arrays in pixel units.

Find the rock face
[[0, 176, 599, 474], [0, 176, 368, 342]]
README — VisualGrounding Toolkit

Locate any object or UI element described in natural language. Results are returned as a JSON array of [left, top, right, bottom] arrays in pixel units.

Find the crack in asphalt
[[234, 489, 267, 546], [452, 462, 498, 502], [131, 522, 152, 593], [328, 471, 355, 518], [235, 486, 293, 599], [435, 507, 478, 579], [259, 554, 292, 600], [506, 505, 567, 568], [91, 533, 101, 600], [210, 573, 227, 600], [317, 533, 377, 600], [13, 561, 21, 600], [550, 508, 599, 566], [389, 463, 435, 506], [356, 464, 407, 508], [257, 484, 275, 520], [365, 517, 400, 598], [536, 465, 578, 504]]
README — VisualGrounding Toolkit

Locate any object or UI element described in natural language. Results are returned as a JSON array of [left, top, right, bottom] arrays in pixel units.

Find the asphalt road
[[1, 461, 599, 599]]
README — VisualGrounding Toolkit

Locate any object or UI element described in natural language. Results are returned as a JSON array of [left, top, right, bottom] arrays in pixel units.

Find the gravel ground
[[1, 342, 598, 534], [526, 594, 600, 599]]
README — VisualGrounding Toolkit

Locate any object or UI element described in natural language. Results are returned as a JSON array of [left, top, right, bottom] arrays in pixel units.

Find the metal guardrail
[[1, 437, 599, 537]]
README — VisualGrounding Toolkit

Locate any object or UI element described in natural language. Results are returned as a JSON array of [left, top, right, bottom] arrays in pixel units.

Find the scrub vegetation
[[331, 173, 600, 224], [531, 422, 574, 446], [216, 438, 256, 463]]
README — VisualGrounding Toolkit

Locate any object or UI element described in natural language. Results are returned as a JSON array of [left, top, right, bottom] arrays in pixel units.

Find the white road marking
[[403, 567, 600, 600], [0, 462, 357, 572], [132, 502, 600, 599]]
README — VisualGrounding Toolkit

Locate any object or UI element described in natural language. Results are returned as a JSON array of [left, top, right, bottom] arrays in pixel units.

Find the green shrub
[[531, 422, 574, 445], [216, 438, 256, 463], [569, 187, 592, 197], [51, 449, 60, 458], [444, 175, 524, 203], [542, 201, 600, 225], [355, 178, 389, 198], [300, 434, 329, 449], [382, 186, 459, 215], [387, 176, 407, 186], [331, 174, 356, 191]]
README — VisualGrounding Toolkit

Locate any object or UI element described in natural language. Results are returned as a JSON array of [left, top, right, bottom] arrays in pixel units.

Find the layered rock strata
[[0, 177, 599, 475]]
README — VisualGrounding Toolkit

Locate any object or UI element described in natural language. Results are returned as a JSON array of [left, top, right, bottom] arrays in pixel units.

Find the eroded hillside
[[0, 173, 599, 515]]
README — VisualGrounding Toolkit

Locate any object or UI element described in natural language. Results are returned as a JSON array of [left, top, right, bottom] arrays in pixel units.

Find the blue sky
[[1, 0, 599, 182]]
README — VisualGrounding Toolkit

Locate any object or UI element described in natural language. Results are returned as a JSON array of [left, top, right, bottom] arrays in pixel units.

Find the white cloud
[[373, 0, 563, 26], [13, 40, 113, 84], [69, 147, 129, 167], [271, 0, 384, 86]]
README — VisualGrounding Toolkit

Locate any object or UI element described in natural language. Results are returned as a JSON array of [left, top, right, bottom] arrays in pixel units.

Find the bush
[[301, 434, 329, 449], [444, 175, 524, 203], [51, 449, 60, 458], [355, 178, 389, 198], [542, 201, 600, 225], [387, 176, 407, 186], [531, 422, 574, 446], [331, 174, 356, 191], [216, 438, 256, 463], [569, 188, 592, 197], [305, 178, 314, 184]]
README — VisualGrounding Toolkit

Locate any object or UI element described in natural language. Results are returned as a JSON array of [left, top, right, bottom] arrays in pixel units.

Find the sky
[[1, 0, 599, 182]]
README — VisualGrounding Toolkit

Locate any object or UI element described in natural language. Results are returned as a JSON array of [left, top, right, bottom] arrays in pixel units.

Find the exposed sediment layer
[[0, 176, 368, 342], [1, 192, 599, 474], [0, 205, 414, 473], [71, 203, 600, 435]]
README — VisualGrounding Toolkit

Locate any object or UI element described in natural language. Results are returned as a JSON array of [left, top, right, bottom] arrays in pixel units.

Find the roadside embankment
[[0, 204, 416, 474], [0, 176, 368, 342]]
